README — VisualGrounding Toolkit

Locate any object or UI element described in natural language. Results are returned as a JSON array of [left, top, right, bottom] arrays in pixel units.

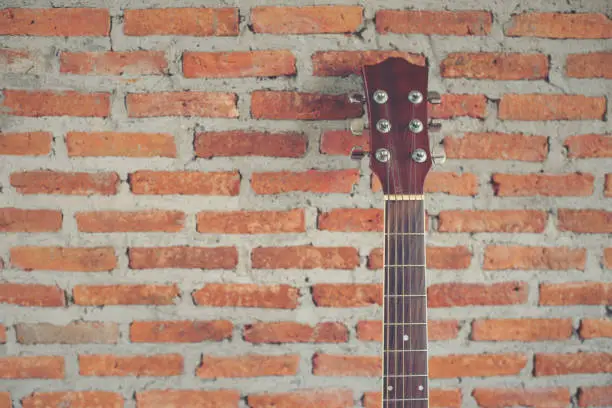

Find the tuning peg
[[432, 150, 446, 165], [427, 91, 442, 105], [348, 93, 365, 104], [350, 146, 367, 161], [428, 121, 442, 132], [349, 118, 365, 136]]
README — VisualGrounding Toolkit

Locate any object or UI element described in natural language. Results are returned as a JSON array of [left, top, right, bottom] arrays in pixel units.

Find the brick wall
[[0, 1, 610, 408]]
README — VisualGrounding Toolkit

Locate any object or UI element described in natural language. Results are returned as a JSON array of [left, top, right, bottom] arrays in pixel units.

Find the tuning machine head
[[348, 93, 365, 105], [350, 146, 367, 161], [427, 91, 442, 105]]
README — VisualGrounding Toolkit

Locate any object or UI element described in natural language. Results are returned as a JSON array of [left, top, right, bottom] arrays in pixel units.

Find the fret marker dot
[[387, 386, 393, 391], [403, 335, 409, 341], [418, 385, 424, 391]]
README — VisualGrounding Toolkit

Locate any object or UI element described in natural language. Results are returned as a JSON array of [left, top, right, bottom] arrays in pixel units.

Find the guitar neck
[[383, 197, 429, 407]]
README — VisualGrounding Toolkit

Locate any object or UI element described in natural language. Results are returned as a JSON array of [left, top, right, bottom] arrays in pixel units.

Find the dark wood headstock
[[359, 58, 437, 196]]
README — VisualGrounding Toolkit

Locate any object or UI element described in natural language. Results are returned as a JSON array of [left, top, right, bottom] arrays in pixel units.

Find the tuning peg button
[[432, 150, 446, 165], [348, 93, 365, 104], [349, 118, 365, 136], [350, 147, 367, 160], [427, 91, 442, 105]]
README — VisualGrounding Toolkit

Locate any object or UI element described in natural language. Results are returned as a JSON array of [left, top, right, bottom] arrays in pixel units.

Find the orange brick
[[79, 354, 183, 377], [321, 130, 370, 155], [76, 211, 184, 232], [0, 283, 65, 307], [197, 354, 299, 378], [183, 50, 295, 78], [0, 132, 52, 156], [444, 132, 548, 161], [492, 173, 594, 196], [130, 171, 240, 195], [578, 386, 612, 407], [248, 389, 353, 408], [438, 210, 547, 233], [197, 210, 304, 234], [558, 209, 612, 233], [579, 318, 612, 339], [441, 53, 548, 80], [0, 8, 109, 36], [564, 134, 612, 158], [136, 390, 239, 408], [251, 169, 359, 194], [195, 131, 306, 158], [312, 353, 380, 376], [0, 356, 64, 379], [427, 246, 472, 269], [472, 388, 570, 408], [472, 318, 573, 341], [11, 246, 116, 272], [194, 283, 299, 309], [0, 393, 10, 408], [540, 282, 612, 306], [22, 392, 123, 408], [605, 248, 612, 268], [252, 246, 358, 269], [251, 91, 362, 120], [128, 246, 237, 270], [11, 171, 119, 195], [428, 282, 528, 307], [2, 90, 109, 117], [0, 208, 61, 232], [312, 51, 424, 76], [130, 320, 232, 343], [430, 353, 527, 378], [535, 352, 612, 376], [60, 51, 167, 75], [251, 6, 363, 34], [244, 322, 348, 344], [73, 284, 179, 306], [499, 94, 606, 121], [127, 92, 238, 118], [429, 94, 487, 119], [376, 10, 492, 35], [0, 325, 5, 344], [318, 209, 383, 232], [483, 246, 586, 270], [372, 171, 478, 195], [66, 132, 176, 157], [312, 284, 381, 307], [124, 8, 238, 36], [506, 13, 612, 39], [566, 52, 612, 78]]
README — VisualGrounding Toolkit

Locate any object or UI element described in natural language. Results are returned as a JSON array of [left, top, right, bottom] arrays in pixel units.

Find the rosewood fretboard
[[383, 198, 428, 408]]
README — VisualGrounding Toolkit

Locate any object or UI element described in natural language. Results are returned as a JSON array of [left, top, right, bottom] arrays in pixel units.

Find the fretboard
[[383, 198, 428, 408]]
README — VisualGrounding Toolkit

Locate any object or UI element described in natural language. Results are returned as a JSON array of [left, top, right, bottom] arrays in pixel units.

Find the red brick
[[136, 390, 239, 408], [578, 386, 612, 407], [430, 353, 526, 379], [184, 50, 295, 78], [252, 169, 359, 194], [80, 354, 183, 377], [472, 318, 572, 341], [244, 322, 348, 344], [363, 390, 462, 408], [22, 392, 123, 408], [194, 284, 299, 309], [0, 393, 9, 408], [483, 246, 586, 270], [564, 134, 612, 158], [0, 8, 109, 36], [197, 209, 305, 234], [11, 246, 116, 272], [499, 94, 606, 121], [558, 209, 612, 233], [0, 208, 61, 232], [376, 10, 491, 35], [73, 284, 179, 306], [441, 53, 548, 80], [372, 171, 478, 196], [438, 210, 547, 233], [0, 132, 52, 156], [312, 284, 381, 307], [248, 389, 353, 408], [127, 92, 238, 118], [130, 171, 240, 195], [197, 354, 299, 378], [16, 322, 119, 344], [318, 209, 382, 232], [67, 132, 176, 157], [128, 246, 238, 270], [312, 51, 425, 76], [253, 246, 358, 269], [427, 246, 472, 269], [445, 132, 548, 161], [493, 173, 594, 196], [429, 94, 487, 119], [506, 13, 612, 39], [366, 248, 383, 269], [428, 282, 528, 307], [77, 211, 183, 232], [0, 283, 65, 307], [2, 90, 109, 117], [472, 388, 570, 408], [579, 319, 612, 339], [0, 48, 39, 74], [357, 320, 459, 341], [540, 282, 612, 306], [535, 352, 612, 376], [313, 353, 380, 376], [251, 91, 362, 120], [0, 356, 64, 379], [567, 52, 612, 79], [0, 325, 5, 344], [124, 8, 238, 36], [251, 6, 362, 34], [60, 51, 167, 75], [195, 131, 306, 158], [605, 248, 612, 268], [130, 320, 232, 343], [11, 171, 119, 195], [321, 130, 370, 155]]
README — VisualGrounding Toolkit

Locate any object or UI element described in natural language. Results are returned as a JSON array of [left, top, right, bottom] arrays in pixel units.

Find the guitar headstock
[[349, 58, 444, 196]]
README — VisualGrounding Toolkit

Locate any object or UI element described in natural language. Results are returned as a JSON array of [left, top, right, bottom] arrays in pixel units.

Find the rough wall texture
[[0, 0, 611, 407]]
